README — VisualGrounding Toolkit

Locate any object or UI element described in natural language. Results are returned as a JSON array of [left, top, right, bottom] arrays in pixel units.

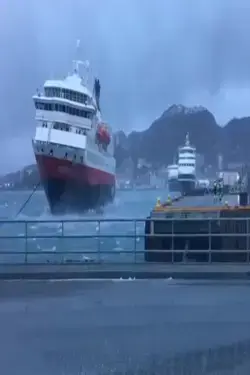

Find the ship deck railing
[[0, 217, 250, 265]]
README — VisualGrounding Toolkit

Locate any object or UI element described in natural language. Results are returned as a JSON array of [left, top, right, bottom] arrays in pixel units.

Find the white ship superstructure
[[167, 163, 180, 192], [177, 133, 196, 194]]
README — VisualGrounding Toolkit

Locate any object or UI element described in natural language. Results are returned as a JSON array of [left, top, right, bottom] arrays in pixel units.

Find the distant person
[[213, 180, 218, 203], [218, 179, 224, 202], [213, 181, 217, 196]]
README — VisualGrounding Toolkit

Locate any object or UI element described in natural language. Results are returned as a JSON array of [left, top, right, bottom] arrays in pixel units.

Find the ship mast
[[72, 39, 90, 84], [185, 132, 190, 147]]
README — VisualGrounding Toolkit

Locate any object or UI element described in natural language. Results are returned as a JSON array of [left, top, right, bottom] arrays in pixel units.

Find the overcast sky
[[1, 0, 250, 173]]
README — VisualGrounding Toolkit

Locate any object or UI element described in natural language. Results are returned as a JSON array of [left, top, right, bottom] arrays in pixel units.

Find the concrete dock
[[169, 193, 239, 208], [166, 193, 240, 208], [1, 279, 250, 374]]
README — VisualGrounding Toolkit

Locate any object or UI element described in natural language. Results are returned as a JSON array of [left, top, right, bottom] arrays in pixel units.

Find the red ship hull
[[35, 154, 116, 214]]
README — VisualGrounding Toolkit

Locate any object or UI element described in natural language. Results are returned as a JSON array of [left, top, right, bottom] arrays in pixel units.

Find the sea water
[[0, 188, 169, 264]]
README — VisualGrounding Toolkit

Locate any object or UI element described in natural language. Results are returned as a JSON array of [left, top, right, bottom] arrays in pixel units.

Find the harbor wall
[[1, 263, 250, 280]]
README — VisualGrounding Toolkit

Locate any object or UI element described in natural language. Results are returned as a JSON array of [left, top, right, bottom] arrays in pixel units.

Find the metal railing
[[0, 217, 250, 264]]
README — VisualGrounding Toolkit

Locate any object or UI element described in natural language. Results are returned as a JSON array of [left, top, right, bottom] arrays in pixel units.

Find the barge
[[144, 191, 250, 263]]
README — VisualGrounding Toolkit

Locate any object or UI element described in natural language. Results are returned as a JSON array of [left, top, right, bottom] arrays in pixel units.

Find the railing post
[[97, 220, 101, 263], [247, 219, 249, 263], [208, 219, 211, 263], [61, 221, 64, 237], [61, 221, 64, 264], [24, 222, 28, 264], [134, 219, 137, 264], [171, 219, 174, 264]]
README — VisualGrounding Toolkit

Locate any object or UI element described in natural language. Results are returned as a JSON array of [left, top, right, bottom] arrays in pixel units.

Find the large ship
[[32, 49, 116, 214], [167, 162, 180, 192], [177, 133, 196, 194]]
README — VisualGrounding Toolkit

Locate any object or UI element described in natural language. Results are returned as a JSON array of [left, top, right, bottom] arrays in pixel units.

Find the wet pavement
[[0, 279, 250, 374]]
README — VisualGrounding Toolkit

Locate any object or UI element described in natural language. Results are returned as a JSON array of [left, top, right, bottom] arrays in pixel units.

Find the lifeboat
[[96, 124, 111, 145]]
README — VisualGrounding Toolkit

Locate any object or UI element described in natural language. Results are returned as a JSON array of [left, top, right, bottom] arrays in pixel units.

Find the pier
[[146, 191, 250, 263]]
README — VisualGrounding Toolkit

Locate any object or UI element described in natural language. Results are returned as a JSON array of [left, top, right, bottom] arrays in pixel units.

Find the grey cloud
[[1, 0, 250, 172]]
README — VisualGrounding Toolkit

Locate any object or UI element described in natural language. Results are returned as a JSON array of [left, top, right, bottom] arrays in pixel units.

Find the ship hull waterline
[[178, 180, 196, 195], [35, 154, 116, 214], [168, 178, 180, 193]]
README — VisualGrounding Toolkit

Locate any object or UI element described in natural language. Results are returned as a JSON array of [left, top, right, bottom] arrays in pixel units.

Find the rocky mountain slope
[[115, 104, 250, 170]]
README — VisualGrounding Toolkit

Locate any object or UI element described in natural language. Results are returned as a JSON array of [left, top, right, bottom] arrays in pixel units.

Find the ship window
[[86, 112, 93, 119], [63, 89, 71, 100], [38, 102, 45, 110], [45, 87, 61, 97], [79, 93, 84, 103], [60, 90, 90, 104], [71, 91, 76, 102], [66, 90, 71, 99], [44, 101, 93, 119]]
